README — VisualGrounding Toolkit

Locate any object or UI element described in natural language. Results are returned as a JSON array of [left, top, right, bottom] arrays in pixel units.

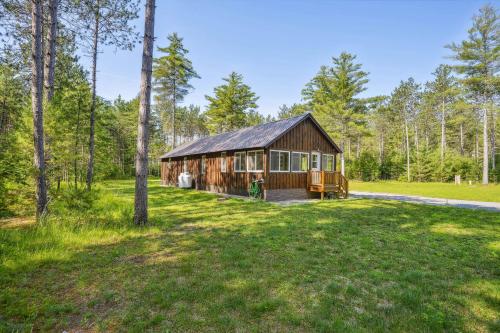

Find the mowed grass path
[[1, 180, 499, 332], [351, 180, 500, 202]]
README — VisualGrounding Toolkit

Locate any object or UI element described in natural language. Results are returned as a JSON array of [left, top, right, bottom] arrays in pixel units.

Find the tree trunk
[[86, 6, 99, 191], [347, 138, 351, 160], [404, 118, 410, 182], [414, 123, 420, 181], [134, 0, 155, 226], [31, 0, 48, 219], [172, 78, 176, 148], [482, 106, 489, 184], [414, 124, 419, 151], [340, 139, 345, 176], [491, 108, 496, 176], [440, 99, 446, 164], [356, 136, 360, 159], [379, 133, 384, 164], [475, 129, 479, 162], [74, 94, 81, 189], [43, 0, 57, 101], [460, 123, 464, 156]]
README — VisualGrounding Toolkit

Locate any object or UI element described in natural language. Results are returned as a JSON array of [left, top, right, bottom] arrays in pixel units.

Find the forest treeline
[[0, 2, 498, 216]]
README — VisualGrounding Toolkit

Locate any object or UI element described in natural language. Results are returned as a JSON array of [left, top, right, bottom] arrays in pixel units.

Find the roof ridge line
[[206, 112, 309, 137]]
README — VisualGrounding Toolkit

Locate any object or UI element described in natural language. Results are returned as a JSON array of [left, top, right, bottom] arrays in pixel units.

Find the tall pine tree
[[302, 52, 369, 174], [447, 4, 499, 184], [390, 78, 421, 182], [153, 33, 200, 148], [425, 65, 459, 169], [205, 72, 259, 133]]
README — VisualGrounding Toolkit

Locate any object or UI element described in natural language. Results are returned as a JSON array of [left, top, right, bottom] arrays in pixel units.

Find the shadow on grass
[[1, 182, 499, 332]]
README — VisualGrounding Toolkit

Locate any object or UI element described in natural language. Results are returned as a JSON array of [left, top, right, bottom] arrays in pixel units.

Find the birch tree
[[134, 0, 155, 226]]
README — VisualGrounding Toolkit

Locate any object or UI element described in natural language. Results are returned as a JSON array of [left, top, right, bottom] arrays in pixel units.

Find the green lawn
[[350, 180, 500, 202], [1, 180, 499, 332]]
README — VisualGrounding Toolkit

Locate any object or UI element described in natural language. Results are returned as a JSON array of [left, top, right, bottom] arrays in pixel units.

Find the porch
[[307, 171, 349, 199]]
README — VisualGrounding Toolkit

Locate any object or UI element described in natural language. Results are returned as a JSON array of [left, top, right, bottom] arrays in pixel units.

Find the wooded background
[[0, 1, 498, 216]]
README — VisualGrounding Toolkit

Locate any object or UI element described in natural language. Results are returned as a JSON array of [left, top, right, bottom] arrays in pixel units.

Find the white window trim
[[322, 153, 335, 172], [291, 151, 310, 173], [221, 152, 227, 173], [234, 151, 246, 172], [270, 150, 290, 173], [311, 151, 321, 171], [247, 149, 264, 172]]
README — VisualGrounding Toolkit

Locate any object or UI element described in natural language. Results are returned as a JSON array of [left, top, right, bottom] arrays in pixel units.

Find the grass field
[[1, 180, 499, 332], [350, 180, 500, 202]]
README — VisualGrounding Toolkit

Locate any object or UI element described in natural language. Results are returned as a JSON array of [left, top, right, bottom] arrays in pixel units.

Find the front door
[[311, 152, 321, 171]]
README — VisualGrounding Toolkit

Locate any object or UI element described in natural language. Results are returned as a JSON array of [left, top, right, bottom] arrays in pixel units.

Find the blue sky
[[84, 0, 491, 117]]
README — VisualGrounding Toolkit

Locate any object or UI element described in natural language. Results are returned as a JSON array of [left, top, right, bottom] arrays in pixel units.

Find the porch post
[[340, 153, 345, 176]]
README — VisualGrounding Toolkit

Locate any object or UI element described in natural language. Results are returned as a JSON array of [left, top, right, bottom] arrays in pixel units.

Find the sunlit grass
[[1, 179, 499, 332], [350, 180, 500, 202]]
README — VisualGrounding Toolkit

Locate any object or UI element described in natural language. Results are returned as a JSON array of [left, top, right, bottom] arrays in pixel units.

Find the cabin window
[[220, 152, 227, 172], [234, 152, 246, 172], [270, 150, 290, 172], [291, 152, 309, 172], [322, 154, 334, 171], [201, 155, 206, 175], [311, 152, 321, 171], [183, 157, 188, 173], [247, 150, 264, 172]]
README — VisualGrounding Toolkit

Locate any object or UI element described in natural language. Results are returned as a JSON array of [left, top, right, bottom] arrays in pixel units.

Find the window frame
[[291, 151, 309, 173], [322, 153, 335, 172], [183, 157, 188, 173], [311, 151, 321, 171], [269, 150, 290, 173], [201, 155, 206, 175], [234, 151, 246, 172], [220, 152, 227, 173], [246, 149, 264, 172]]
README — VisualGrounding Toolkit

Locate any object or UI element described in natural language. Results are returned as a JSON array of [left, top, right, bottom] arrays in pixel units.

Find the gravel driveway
[[350, 191, 500, 212]]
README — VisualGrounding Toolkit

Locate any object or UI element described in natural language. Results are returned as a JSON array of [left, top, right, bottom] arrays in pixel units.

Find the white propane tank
[[178, 172, 192, 188]]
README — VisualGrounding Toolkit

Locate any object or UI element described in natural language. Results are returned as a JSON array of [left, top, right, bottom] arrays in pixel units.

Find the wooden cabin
[[160, 113, 348, 201]]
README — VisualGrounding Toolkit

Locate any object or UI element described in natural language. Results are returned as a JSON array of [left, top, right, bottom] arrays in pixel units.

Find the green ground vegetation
[[1, 179, 499, 332], [350, 180, 500, 202]]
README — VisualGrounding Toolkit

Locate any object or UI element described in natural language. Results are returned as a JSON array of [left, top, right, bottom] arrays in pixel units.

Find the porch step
[[307, 170, 349, 199]]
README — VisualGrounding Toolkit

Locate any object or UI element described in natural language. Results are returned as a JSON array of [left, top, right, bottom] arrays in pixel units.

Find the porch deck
[[307, 171, 349, 199]]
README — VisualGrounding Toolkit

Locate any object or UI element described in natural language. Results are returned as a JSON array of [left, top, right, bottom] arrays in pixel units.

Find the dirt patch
[[0, 216, 36, 229]]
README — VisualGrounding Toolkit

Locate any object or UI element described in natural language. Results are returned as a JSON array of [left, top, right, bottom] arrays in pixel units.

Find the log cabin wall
[[266, 117, 338, 190]]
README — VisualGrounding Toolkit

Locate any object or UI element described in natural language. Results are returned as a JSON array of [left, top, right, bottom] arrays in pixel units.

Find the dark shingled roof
[[160, 113, 340, 159]]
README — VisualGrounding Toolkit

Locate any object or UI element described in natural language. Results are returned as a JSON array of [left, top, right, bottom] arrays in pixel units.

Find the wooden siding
[[266, 118, 339, 190], [161, 151, 265, 195]]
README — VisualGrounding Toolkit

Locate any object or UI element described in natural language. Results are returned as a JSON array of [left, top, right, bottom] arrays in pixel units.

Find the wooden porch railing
[[307, 171, 348, 199]]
